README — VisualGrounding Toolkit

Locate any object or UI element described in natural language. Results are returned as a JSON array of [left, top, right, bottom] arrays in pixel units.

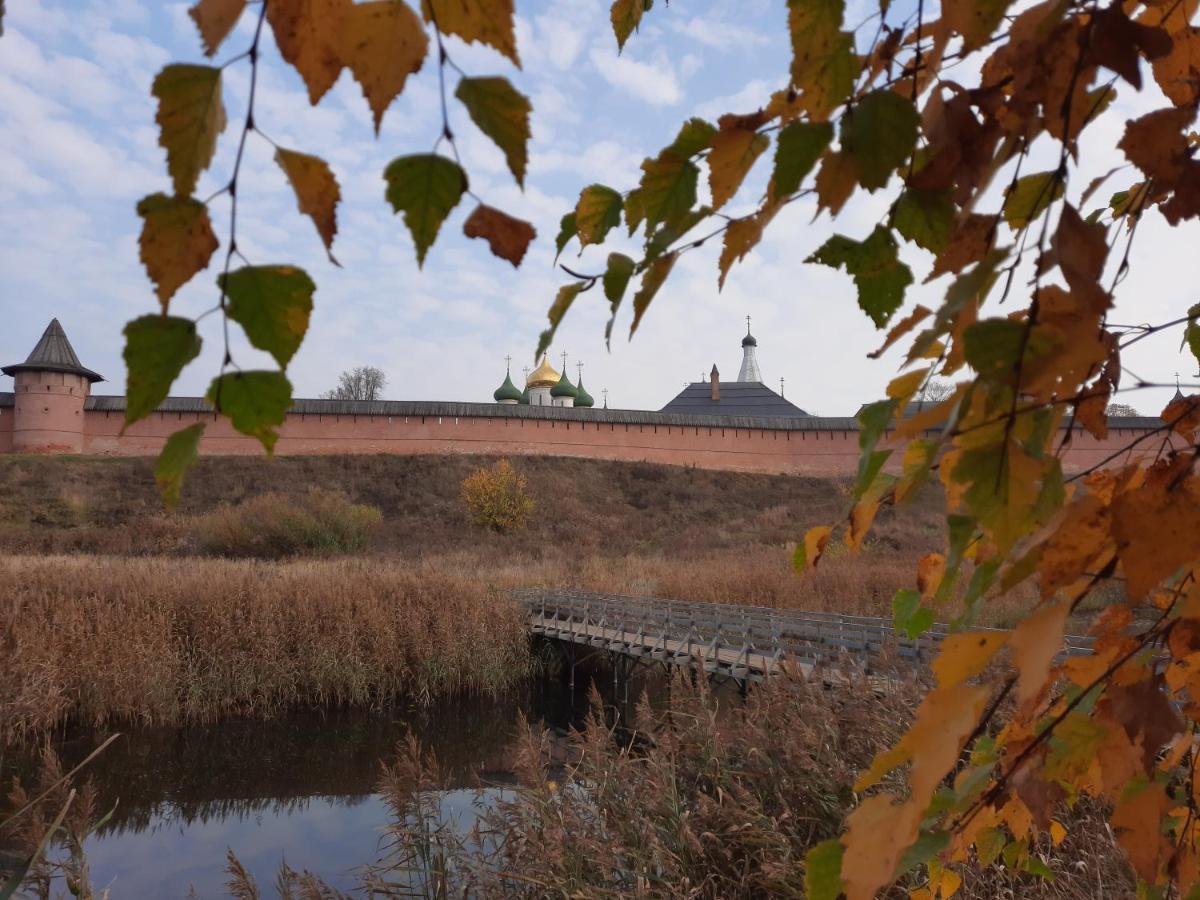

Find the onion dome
[[574, 377, 594, 408], [550, 369, 578, 399], [526, 354, 560, 388], [493, 370, 522, 403], [742, 331, 757, 348], [519, 385, 531, 404]]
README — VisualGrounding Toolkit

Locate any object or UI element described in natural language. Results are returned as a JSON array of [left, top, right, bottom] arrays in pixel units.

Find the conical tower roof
[[2, 319, 103, 382], [574, 377, 594, 407]]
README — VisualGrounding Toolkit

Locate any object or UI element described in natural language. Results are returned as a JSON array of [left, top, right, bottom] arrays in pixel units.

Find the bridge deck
[[518, 588, 1094, 684]]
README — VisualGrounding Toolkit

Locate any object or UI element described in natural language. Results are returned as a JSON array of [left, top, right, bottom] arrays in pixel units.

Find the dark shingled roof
[[2, 319, 104, 383], [660, 381, 811, 418]]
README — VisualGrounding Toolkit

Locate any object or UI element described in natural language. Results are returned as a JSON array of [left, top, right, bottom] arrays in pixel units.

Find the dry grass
[[360, 674, 1133, 899], [191, 488, 383, 558], [0, 555, 528, 745]]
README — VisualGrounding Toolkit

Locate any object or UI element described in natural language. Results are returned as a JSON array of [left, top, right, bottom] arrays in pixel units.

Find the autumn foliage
[[40, 0, 1200, 893], [460, 458, 534, 533]]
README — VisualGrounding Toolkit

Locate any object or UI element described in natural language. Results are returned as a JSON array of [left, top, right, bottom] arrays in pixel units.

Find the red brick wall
[[76, 407, 1177, 476]]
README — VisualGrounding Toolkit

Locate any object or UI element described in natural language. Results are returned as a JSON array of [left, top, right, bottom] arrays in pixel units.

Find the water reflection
[[4, 672, 665, 897]]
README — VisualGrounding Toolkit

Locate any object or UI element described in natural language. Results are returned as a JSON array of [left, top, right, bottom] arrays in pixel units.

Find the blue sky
[[0, 0, 1194, 415]]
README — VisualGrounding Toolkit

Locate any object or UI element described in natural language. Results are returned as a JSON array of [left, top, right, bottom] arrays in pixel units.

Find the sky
[[0, 0, 1195, 416]]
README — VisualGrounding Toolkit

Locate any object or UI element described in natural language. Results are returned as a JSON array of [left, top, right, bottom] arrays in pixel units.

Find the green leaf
[[962, 317, 1052, 383], [893, 588, 934, 638], [804, 838, 844, 900], [1183, 302, 1200, 367], [807, 226, 913, 327], [896, 829, 951, 876], [536, 283, 586, 360], [136, 193, 219, 311], [603, 252, 635, 307], [893, 188, 955, 253], [633, 154, 700, 234], [155, 423, 205, 508], [554, 212, 577, 261], [771, 120, 832, 200], [668, 117, 717, 157], [630, 252, 677, 337], [603, 253, 636, 347], [221, 265, 315, 368], [575, 184, 624, 246], [152, 64, 226, 197], [383, 154, 467, 266], [841, 89, 919, 191], [787, 0, 855, 120], [122, 316, 202, 427], [611, 0, 647, 52], [1003, 171, 1065, 229], [454, 76, 531, 187], [206, 370, 292, 454], [644, 205, 710, 262]]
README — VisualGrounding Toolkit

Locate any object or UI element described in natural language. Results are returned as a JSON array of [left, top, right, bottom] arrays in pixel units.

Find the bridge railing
[[515, 587, 1095, 672]]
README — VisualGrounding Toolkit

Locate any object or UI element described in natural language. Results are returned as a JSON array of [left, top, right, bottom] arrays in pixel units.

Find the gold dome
[[526, 354, 560, 388]]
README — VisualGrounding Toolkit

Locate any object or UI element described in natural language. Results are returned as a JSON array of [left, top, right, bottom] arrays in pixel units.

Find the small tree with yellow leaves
[[460, 459, 534, 533]]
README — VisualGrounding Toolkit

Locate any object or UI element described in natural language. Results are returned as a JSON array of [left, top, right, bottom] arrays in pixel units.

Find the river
[[4, 673, 665, 898]]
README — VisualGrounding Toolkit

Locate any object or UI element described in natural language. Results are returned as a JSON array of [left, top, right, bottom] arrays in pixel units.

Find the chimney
[[710, 365, 720, 401]]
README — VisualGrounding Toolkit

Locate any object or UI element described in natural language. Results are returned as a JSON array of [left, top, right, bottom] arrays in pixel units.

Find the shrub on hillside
[[191, 489, 382, 558], [460, 459, 534, 533]]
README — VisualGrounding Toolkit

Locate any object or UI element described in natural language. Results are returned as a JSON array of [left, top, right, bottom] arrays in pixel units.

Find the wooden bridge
[[517, 588, 1095, 688]]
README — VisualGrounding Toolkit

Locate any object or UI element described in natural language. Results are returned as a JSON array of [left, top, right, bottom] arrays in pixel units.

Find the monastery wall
[[28, 397, 1168, 477]]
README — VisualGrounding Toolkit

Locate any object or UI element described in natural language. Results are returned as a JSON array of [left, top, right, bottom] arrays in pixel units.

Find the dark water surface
[[7, 676, 647, 898]]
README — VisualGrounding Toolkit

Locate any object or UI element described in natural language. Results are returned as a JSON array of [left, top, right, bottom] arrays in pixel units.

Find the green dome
[[519, 384, 531, 404], [493, 371, 523, 403], [550, 369, 578, 398], [574, 377, 594, 408]]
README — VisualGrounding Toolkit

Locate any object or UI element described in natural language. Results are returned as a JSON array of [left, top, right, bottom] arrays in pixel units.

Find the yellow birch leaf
[[462, 204, 536, 268], [339, 0, 428, 135], [707, 124, 769, 211], [1112, 780, 1171, 882], [814, 150, 858, 216], [845, 494, 881, 553], [275, 148, 341, 263], [887, 368, 930, 401], [136, 193, 219, 311], [1009, 598, 1071, 711], [787, 0, 855, 121], [840, 794, 921, 900], [869, 305, 931, 359], [939, 868, 962, 899], [422, 0, 519, 67], [188, 0, 246, 57], [931, 631, 1008, 688], [1111, 460, 1200, 598], [610, 0, 645, 52], [267, 0, 350, 105], [152, 64, 226, 197], [793, 524, 832, 572], [917, 551, 946, 599], [1049, 819, 1067, 846], [718, 201, 781, 289], [630, 252, 677, 337]]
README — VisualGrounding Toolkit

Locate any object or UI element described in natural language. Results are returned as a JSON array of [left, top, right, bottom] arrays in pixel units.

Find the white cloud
[[588, 45, 682, 106]]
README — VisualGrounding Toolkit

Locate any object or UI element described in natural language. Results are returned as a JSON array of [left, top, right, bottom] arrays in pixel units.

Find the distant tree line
[[323, 366, 387, 402]]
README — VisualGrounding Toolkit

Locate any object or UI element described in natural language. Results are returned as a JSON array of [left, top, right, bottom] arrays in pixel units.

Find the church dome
[[493, 371, 523, 403], [574, 378, 594, 408], [527, 354, 560, 388], [550, 369, 578, 398], [742, 332, 757, 348]]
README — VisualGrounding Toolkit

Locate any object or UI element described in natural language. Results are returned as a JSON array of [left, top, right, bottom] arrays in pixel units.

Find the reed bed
[[353, 674, 1132, 899], [0, 556, 528, 745]]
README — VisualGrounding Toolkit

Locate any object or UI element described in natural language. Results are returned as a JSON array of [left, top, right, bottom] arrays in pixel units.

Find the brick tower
[[2, 319, 103, 453]]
